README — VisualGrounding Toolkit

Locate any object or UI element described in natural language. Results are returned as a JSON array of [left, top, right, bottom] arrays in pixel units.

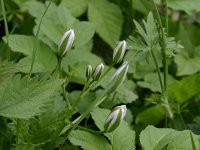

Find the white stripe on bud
[[107, 61, 129, 93], [58, 29, 75, 57], [92, 63, 104, 81], [113, 40, 127, 64], [104, 105, 127, 132], [86, 65, 93, 79]]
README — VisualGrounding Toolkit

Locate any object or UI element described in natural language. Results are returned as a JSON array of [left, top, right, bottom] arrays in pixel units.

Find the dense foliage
[[0, 0, 200, 149]]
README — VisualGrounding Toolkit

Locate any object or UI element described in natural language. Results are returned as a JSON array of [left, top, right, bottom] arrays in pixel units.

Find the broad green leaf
[[61, 0, 89, 17], [88, 0, 123, 48], [10, 96, 67, 148], [27, 97, 67, 147], [140, 126, 173, 150], [131, 0, 154, 14], [68, 130, 111, 150], [21, 0, 46, 18], [168, 74, 200, 103], [175, 54, 200, 76], [91, 107, 136, 150], [0, 75, 63, 119], [0, 61, 19, 82], [73, 21, 96, 47], [140, 125, 200, 150], [168, 0, 200, 15], [33, 3, 94, 48], [5, 35, 57, 73], [115, 84, 138, 104], [175, 23, 200, 76], [137, 73, 175, 92], [136, 105, 165, 126]]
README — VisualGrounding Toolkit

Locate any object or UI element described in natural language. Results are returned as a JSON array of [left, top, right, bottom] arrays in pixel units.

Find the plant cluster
[[0, 0, 200, 149]]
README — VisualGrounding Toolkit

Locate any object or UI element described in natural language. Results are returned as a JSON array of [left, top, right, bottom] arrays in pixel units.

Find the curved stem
[[77, 125, 105, 134], [60, 90, 108, 135], [70, 65, 113, 115], [58, 57, 71, 108], [29, 0, 53, 77], [150, 49, 164, 94], [153, 0, 173, 119], [1, 0, 10, 61], [164, 0, 168, 93]]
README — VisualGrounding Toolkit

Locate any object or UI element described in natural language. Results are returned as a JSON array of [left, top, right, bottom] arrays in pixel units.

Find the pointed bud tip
[[58, 29, 75, 57], [113, 40, 127, 64]]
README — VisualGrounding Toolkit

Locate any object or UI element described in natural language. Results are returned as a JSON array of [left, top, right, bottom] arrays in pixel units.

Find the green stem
[[1, 0, 10, 61], [150, 49, 164, 94], [164, 0, 168, 35], [77, 125, 105, 134], [60, 90, 108, 135], [153, 1, 173, 119], [29, 0, 53, 77], [70, 65, 113, 115], [153, 0, 168, 93], [58, 57, 62, 78], [58, 57, 71, 109]]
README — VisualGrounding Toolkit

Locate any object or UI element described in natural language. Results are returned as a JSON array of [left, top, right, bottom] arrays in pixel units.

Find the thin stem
[[58, 57, 71, 109], [58, 57, 62, 78], [150, 49, 164, 94], [153, 1, 168, 93], [77, 125, 105, 134], [1, 0, 10, 61], [29, 0, 53, 77], [153, 1, 173, 119], [164, 0, 168, 35], [60, 90, 108, 135], [164, 0, 168, 93], [70, 65, 113, 115]]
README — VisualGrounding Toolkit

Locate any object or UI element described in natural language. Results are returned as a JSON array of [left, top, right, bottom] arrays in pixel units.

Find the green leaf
[[175, 54, 200, 76], [168, 0, 200, 15], [136, 105, 165, 126], [21, 0, 46, 18], [5, 35, 57, 73], [61, 0, 89, 17], [0, 75, 63, 119], [175, 23, 200, 76], [73, 21, 96, 47], [140, 125, 200, 150], [68, 130, 111, 150], [91, 107, 136, 150], [137, 73, 175, 92], [0, 61, 19, 83], [168, 74, 200, 103], [62, 41, 103, 81], [27, 97, 67, 147], [88, 0, 123, 48]]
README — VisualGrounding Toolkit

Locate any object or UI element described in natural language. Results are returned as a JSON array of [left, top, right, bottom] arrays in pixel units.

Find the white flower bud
[[113, 40, 127, 64], [86, 65, 93, 79], [104, 105, 127, 132], [58, 29, 75, 57], [107, 61, 129, 93], [92, 63, 104, 81]]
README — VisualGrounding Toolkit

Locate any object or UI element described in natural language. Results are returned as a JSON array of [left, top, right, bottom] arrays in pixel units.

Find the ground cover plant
[[0, 0, 200, 149]]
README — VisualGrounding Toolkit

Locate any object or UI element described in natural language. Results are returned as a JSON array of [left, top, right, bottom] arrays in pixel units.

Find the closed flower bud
[[113, 40, 127, 64], [58, 29, 75, 57], [107, 61, 129, 93], [104, 105, 127, 132], [86, 65, 93, 79], [93, 63, 104, 81]]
